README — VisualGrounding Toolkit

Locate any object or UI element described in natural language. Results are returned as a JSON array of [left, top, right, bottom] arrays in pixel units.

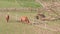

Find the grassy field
[[0, 0, 60, 34], [0, 11, 60, 34], [0, 11, 36, 34], [0, 0, 42, 8]]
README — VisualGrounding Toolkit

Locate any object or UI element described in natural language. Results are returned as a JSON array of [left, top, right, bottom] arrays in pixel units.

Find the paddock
[[0, 11, 60, 34]]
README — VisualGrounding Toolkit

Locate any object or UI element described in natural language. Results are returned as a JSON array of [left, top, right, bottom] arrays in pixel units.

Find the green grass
[[0, 0, 42, 8], [18, 1, 42, 8], [0, 1, 20, 8]]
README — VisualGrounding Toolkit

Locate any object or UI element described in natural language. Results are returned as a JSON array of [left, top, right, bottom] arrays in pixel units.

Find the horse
[[6, 14, 9, 22], [20, 16, 30, 23], [35, 13, 46, 20]]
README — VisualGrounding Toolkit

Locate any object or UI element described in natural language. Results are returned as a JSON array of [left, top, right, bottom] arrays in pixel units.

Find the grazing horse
[[20, 16, 30, 23], [37, 13, 45, 18], [36, 13, 56, 21], [35, 13, 46, 20], [6, 14, 9, 22]]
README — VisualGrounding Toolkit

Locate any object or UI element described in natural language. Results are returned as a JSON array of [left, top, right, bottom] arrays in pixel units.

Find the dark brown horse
[[37, 13, 45, 18], [35, 13, 46, 20]]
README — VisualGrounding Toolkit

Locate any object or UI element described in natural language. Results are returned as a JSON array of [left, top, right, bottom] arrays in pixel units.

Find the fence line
[[0, 8, 42, 11]]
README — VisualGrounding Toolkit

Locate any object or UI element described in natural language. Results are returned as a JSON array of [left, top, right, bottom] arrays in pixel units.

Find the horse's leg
[[6, 18, 8, 22]]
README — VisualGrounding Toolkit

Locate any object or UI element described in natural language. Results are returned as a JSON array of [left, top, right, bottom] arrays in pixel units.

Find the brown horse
[[37, 13, 45, 18], [20, 16, 30, 23], [35, 13, 46, 20], [36, 13, 56, 21], [6, 15, 9, 22]]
